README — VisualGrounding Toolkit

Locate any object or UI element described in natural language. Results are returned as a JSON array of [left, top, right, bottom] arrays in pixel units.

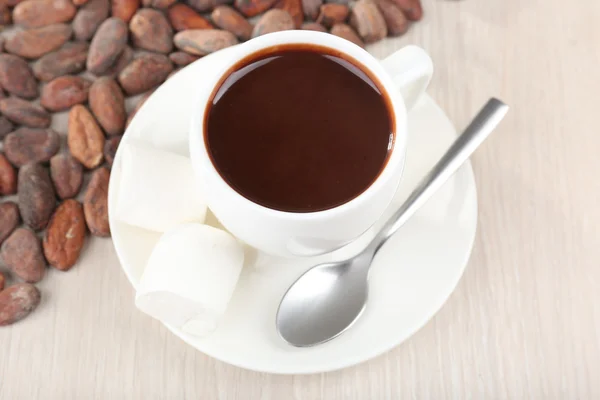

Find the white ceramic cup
[[189, 31, 433, 258]]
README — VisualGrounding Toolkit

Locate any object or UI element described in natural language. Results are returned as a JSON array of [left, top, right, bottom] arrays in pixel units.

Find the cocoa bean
[[12, 0, 76, 28], [43, 199, 87, 271], [0, 98, 51, 128], [0, 54, 38, 99], [2, 0, 25, 8], [89, 77, 125, 136], [68, 105, 105, 169], [0, 5, 11, 26], [17, 164, 56, 231], [0, 154, 16, 195], [1, 228, 46, 282], [373, 0, 407, 36], [50, 153, 83, 199], [0, 272, 4, 291], [5, 24, 72, 59], [168, 3, 213, 31], [301, 21, 326, 32], [73, 0, 110, 41], [84, 167, 110, 237], [330, 23, 364, 48], [389, 0, 421, 21], [211, 5, 252, 40], [235, 0, 276, 17], [103, 135, 121, 167], [0, 202, 20, 245], [186, 0, 231, 13], [316, 3, 348, 28], [173, 29, 238, 56], [252, 9, 294, 38], [111, 0, 139, 23], [130, 9, 173, 54], [40, 75, 91, 112], [33, 42, 89, 82], [102, 45, 133, 77], [301, 0, 321, 20], [87, 17, 128, 76], [349, 0, 387, 43], [274, 0, 302, 28], [117, 53, 173, 95], [143, 0, 176, 8], [185, 0, 211, 12], [0, 117, 13, 140], [0, 283, 41, 326], [4, 128, 60, 166], [169, 51, 199, 66]]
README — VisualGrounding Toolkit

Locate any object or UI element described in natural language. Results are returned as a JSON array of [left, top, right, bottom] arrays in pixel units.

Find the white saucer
[[108, 47, 478, 374]]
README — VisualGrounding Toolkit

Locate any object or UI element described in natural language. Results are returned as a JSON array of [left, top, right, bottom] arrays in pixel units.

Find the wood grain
[[1, 0, 600, 397]]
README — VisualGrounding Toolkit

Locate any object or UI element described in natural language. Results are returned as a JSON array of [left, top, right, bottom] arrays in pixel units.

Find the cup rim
[[189, 31, 408, 221]]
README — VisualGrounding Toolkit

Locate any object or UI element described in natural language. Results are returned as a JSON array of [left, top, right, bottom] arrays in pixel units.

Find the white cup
[[189, 31, 433, 258]]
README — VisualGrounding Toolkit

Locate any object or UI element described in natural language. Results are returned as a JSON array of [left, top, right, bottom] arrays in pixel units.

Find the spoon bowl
[[276, 253, 374, 347]]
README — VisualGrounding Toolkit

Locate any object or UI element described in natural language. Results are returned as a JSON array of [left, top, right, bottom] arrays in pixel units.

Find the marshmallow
[[135, 223, 244, 337], [116, 142, 207, 232]]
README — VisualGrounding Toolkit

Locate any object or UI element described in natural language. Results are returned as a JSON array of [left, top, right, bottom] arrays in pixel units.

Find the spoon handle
[[372, 98, 509, 252]]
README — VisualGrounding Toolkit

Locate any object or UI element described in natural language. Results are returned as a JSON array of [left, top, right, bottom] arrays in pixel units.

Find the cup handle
[[381, 45, 433, 111]]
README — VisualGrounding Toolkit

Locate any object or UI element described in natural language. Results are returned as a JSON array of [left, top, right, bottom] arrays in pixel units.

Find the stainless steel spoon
[[276, 98, 509, 347]]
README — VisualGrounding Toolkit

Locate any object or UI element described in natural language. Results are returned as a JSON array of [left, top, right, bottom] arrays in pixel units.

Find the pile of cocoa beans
[[0, 0, 422, 327]]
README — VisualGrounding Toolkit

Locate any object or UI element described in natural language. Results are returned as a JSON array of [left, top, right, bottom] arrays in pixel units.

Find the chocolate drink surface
[[205, 45, 394, 213]]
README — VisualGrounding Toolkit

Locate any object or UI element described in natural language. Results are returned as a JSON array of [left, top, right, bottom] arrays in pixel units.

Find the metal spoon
[[276, 98, 509, 347]]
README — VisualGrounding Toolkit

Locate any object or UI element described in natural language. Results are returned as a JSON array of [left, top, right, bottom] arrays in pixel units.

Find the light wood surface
[[2, 0, 599, 398]]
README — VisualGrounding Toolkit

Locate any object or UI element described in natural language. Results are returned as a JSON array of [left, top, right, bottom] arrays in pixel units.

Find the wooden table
[[2, 0, 599, 397]]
